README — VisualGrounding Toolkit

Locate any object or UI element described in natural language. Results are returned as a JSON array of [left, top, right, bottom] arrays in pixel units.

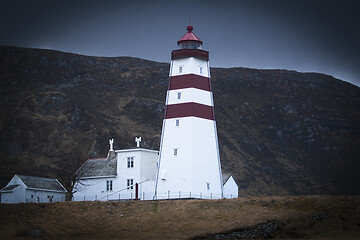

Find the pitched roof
[[17, 175, 67, 192], [177, 25, 203, 45], [0, 184, 20, 192], [222, 173, 232, 185], [76, 156, 117, 178]]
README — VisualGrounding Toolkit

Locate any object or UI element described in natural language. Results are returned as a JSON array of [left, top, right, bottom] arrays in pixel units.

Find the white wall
[[1, 176, 26, 203], [170, 57, 209, 77], [140, 151, 158, 181], [73, 149, 158, 201], [192, 118, 223, 199], [156, 117, 222, 199], [73, 177, 117, 201], [12, 185, 26, 203], [223, 176, 239, 199], [1, 192, 13, 203], [116, 150, 142, 200], [156, 54, 223, 199], [167, 88, 213, 106], [138, 180, 156, 200], [117, 149, 158, 200], [25, 189, 65, 203]]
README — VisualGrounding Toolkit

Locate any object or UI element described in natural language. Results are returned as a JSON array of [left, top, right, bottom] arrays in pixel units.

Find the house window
[[127, 179, 134, 189], [176, 119, 180, 126], [174, 148, 178, 156], [177, 92, 181, 100], [200, 66, 203, 74], [206, 183, 210, 190], [179, 66, 183, 73], [127, 157, 134, 168], [106, 180, 113, 191]]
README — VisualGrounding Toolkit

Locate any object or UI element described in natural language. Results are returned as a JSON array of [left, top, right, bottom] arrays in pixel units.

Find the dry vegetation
[[0, 195, 359, 239]]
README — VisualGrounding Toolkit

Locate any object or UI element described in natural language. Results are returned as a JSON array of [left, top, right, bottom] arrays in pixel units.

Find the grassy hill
[[0, 196, 359, 239], [1, 46, 360, 196]]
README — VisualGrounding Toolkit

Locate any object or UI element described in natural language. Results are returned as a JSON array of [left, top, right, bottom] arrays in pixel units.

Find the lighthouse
[[154, 25, 223, 199]]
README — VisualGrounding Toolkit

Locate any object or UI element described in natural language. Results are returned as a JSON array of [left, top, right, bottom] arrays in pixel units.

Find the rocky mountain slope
[[0, 46, 359, 196]]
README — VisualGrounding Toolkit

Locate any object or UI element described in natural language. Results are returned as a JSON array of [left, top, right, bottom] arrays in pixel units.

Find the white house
[[73, 138, 159, 201], [0, 175, 67, 204]]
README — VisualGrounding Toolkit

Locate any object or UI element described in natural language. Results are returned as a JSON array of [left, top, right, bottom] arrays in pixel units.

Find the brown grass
[[0, 195, 359, 239]]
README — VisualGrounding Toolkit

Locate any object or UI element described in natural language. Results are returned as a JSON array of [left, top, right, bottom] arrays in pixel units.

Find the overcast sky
[[1, 0, 359, 86]]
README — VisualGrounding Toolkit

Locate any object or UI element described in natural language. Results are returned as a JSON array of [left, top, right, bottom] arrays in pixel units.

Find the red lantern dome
[[177, 25, 203, 49]]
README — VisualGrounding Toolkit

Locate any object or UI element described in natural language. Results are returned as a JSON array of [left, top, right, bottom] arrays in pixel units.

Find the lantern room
[[177, 25, 203, 50]]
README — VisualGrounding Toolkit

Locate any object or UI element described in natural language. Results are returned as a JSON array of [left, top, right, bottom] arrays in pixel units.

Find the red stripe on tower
[[171, 49, 209, 61], [169, 74, 210, 91], [165, 102, 214, 120]]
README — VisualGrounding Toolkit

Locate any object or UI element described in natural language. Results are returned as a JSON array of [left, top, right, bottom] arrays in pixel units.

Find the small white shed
[[222, 173, 239, 198], [0, 175, 67, 204]]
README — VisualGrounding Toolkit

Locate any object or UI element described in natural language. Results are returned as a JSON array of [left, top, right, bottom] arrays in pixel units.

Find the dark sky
[[1, 0, 359, 86]]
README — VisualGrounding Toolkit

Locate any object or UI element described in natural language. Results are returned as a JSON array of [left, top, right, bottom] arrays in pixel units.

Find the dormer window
[[177, 92, 181, 100], [200, 66, 203, 74], [179, 66, 183, 73], [176, 119, 180, 127]]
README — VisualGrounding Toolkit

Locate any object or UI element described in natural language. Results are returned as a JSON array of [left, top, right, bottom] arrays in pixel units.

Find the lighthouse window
[[127, 179, 134, 189], [127, 157, 134, 168], [177, 92, 181, 100], [179, 66, 183, 73], [174, 148, 178, 156], [176, 119, 180, 126], [206, 183, 210, 190]]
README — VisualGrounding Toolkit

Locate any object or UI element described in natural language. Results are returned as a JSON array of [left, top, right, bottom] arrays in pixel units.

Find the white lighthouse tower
[[154, 25, 223, 199]]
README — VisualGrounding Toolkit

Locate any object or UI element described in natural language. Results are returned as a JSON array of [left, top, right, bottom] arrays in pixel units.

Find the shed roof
[[0, 184, 20, 192], [76, 156, 117, 179], [17, 175, 67, 192]]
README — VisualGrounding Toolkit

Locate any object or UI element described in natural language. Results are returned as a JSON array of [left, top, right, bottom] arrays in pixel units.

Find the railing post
[[131, 192, 133, 200], [211, 193, 212, 199], [83, 195, 85, 201], [95, 195, 97, 201], [143, 192, 145, 200], [190, 192, 191, 198], [179, 191, 180, 198], [168, 190, 170, 199]]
